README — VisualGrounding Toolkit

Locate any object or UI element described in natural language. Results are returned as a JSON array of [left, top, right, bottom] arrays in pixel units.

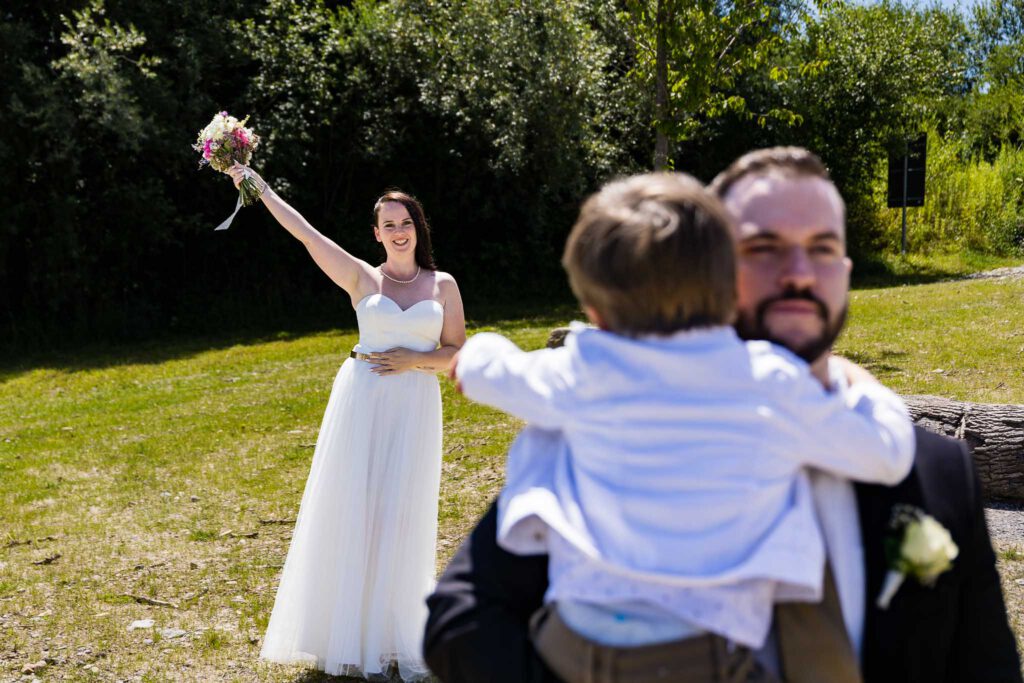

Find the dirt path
[[963, 265, 1024, 282]]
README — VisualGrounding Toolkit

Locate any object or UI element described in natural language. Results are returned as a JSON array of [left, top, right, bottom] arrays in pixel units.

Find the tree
[[962, 0, 1024, 156], [1, 0, 260, 344], [288, 0, 647, 298], [623, 0, 807, 170], [784, 0, 969, 251]]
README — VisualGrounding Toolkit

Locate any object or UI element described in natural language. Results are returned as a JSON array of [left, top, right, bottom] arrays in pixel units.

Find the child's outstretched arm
[[454, 332, 574, 430], [773, 355, 915, 485]]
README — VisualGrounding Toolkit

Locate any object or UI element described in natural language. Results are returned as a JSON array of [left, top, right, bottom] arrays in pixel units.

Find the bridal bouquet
[[193, 111, 264, 207]]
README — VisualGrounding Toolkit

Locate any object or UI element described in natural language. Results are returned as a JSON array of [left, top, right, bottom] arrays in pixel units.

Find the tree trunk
[[653, 0, 670, 171], [904, 395, 1024, 501], [545, 327, 1024, 501]]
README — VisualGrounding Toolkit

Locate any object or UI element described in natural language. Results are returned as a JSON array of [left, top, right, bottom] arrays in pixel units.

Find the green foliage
[[231, 0, 645, 306], [369, 0, 644, 282], [873, 129, 1024, 255], [395, 0, 625, 175], [1, 0, 259, 347], [782, 0, 970, 252], [53, 0, 161, 144], [958, 0, 1024, 155], [4, 0, 1024, 347], [234, 0, 345, 172], [624, 0, 806, 168], [200, 628, 229, 651]]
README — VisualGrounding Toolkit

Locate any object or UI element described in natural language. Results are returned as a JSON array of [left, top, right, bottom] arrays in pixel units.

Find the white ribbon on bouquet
[[214, 167, 251, 231]]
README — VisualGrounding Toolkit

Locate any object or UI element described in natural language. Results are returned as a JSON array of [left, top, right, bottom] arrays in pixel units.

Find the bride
[[227, 165, 466, 680]]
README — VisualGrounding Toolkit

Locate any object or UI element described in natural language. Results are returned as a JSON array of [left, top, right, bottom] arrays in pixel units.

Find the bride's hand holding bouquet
[[193, 112, 264, 203], [227, 163, 267, 198], [193, 111, 266, 230]]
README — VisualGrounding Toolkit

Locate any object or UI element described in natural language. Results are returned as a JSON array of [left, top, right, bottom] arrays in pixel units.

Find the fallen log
[[905, 395, 1024, 501], [545, 327, 1024, 501]]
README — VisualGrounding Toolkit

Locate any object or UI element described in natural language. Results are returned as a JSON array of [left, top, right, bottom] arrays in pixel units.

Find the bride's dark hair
[[372, 190, 438, 271]]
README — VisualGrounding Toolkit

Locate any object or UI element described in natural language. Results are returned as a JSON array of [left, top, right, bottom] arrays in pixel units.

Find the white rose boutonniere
[[876, 504, 959, 610]]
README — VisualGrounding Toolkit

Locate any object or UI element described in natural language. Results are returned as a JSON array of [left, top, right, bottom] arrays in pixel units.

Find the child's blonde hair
[[562, 173, 736, 336]]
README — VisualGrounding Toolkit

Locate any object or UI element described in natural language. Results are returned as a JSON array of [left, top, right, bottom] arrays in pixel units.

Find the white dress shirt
[[458, 324, 912, 648], [808, 358, 868, 657]]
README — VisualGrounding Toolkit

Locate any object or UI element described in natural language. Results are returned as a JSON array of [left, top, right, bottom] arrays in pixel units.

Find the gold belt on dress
[[350, 350, 374, 362]]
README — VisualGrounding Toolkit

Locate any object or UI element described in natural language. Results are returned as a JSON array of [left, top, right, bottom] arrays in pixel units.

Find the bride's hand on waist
[[369, 347, 421, 376]]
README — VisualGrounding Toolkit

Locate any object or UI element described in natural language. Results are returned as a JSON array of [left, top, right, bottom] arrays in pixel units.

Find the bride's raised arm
[[227, 164, 374, 300]]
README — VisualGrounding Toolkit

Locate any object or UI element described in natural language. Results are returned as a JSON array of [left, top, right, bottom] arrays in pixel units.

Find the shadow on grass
[[851, 252, 1024, 290], [853, 258, 968, 289], [287, 672, 366, 683], [463, 301, 579, 329], [14, 247, 1022, 380], [837, 348, 909, 374], [0, 299, 580, 384], [287, 667, 439, 683], [0, 325, 339, 385]]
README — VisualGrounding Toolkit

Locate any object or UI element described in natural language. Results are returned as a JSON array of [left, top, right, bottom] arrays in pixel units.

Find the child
[[453, 173, 914, 682]]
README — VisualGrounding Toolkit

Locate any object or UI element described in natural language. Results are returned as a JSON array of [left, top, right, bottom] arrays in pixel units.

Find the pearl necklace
[[379, 264, 420, 284]]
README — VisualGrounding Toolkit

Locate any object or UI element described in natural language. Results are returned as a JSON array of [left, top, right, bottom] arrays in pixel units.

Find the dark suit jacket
[[424, 427, 1021, 682]]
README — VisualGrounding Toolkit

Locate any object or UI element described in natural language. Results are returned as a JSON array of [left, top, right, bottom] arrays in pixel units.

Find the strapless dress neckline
[[356, 292, 443, 314]]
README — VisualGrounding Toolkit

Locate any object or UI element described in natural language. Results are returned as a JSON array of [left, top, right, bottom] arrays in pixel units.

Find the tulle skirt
[[260, 358, 442, 680]]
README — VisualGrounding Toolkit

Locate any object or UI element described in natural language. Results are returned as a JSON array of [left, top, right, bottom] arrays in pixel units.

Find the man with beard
[[423, 148, 1021, 682]]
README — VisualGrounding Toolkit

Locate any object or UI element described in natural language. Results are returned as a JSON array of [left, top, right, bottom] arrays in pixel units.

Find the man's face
[[722, 174, 852, 364]]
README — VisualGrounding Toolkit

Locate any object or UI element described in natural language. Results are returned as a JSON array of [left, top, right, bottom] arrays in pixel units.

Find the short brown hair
[[373, 190, 437, 270], [709, 146, 831, 200], [562, 173, 736, 336]]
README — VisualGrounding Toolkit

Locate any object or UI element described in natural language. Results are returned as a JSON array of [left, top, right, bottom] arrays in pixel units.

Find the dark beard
[[734, 287, 848, 364]]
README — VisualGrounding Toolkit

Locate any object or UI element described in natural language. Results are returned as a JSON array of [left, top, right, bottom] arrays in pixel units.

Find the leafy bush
[[873, 129, 1024, 255]]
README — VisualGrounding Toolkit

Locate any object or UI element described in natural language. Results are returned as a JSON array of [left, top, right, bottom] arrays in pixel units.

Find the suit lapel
[[855, 468, 927, 678], [855, 480, 891, 676]]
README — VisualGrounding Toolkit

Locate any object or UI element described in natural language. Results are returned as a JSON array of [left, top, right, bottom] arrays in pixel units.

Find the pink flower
[[203, 139, 213, 159], [233, 128, 249, 147], [219, 111, 228, 117]]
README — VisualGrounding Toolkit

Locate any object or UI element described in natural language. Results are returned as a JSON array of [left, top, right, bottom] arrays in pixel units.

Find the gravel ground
[[987, 502, 1024, 549], [964, 265, 1024, 282]]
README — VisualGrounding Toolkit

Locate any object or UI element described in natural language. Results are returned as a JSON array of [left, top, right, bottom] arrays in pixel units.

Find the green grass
[[1, 269, 1023, 680], [838, 274, 1024, 403], [852, 250, 1024, 288], [1001, 548, 1024, 562]]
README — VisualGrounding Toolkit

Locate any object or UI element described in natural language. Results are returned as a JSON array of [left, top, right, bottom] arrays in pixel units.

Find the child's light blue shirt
[[456, 323, 914, 648]]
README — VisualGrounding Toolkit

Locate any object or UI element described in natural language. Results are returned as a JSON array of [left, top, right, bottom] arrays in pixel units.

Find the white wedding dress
[[260, 293, 444, 681]]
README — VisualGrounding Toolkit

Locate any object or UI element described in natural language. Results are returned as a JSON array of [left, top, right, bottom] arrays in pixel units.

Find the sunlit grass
[[2, 268, 1023, 680], [839, 275, 1024, 403]]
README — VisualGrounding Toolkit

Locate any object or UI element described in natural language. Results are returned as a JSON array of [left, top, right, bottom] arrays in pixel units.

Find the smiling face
[[374, 201, 418, 258], [722, 173, 852, 368]]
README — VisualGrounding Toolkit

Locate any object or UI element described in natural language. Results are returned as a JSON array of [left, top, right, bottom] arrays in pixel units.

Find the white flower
[[876, 506, 959, 610], [901, 515, 959, 584]]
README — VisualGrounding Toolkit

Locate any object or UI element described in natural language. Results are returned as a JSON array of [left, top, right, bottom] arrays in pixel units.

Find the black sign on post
[[887, 133, 927, 255]]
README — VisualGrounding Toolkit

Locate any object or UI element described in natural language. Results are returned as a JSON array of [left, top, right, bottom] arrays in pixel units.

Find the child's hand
[[833, 355, 878, 386], [447, 351, 463, 393]]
